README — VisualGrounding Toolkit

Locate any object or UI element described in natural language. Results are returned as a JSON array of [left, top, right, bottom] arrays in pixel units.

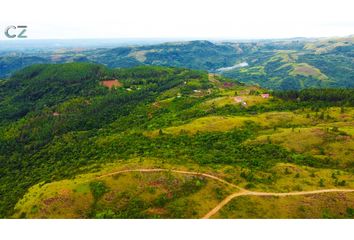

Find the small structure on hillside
[[52, 112, 60, 117], [100, 79, 122, 89], [261, 93, 270, 99], [234, 96, 247, 107], [193, 89, 201, 93], [223, 82, 234, 88], [234, 96, 243, 103]]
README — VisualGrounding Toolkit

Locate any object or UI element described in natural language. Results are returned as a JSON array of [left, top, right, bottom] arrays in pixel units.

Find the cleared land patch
[[290, 63, 328, 81]]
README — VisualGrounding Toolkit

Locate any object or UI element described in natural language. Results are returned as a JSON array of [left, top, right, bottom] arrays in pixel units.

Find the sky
[[0, 0, 354, 40]]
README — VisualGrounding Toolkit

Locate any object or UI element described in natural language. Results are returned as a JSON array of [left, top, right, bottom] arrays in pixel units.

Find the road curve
[[97, 168, 243, 190], [202, 188, 354, 219], [94, 168, 354, 219]]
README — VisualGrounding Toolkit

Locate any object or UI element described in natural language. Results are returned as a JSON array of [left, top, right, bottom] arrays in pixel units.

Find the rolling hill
[[0, 63, 353, 218], [222, 38, 354, 89], [1, 37, 353, 90]]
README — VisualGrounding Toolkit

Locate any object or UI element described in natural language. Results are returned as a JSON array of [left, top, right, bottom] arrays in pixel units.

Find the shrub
[[89, 181, 109, 201]]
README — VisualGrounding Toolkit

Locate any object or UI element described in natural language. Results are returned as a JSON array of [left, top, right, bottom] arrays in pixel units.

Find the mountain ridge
[[1, 37, 353, 90]]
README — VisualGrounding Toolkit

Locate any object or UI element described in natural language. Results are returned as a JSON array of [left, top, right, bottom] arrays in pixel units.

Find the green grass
[[215, 192, 354, 219], [13, 158, 354, 218], [253, 123, 354, 167], [146, 111, 312, 136], [289, 63, 328, 81], [12, 159, 235, 219]]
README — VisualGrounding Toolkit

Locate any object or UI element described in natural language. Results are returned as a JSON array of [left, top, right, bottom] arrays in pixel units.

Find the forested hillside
[[0, 63, 354, 218], [223, 38, 354, 89], [1, 37, 353, 90]]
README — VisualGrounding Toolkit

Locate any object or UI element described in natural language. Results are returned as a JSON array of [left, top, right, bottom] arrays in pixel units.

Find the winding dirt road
[[202, 188, 354, 219], [96, 168, 354, 218]]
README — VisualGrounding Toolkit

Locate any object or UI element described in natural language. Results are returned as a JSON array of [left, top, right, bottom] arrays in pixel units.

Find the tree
[[159, 129, 163, 136]]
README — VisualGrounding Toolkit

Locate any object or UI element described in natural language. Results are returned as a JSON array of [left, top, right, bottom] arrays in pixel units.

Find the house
[[52, 112, 60, 117], [261, 93, 270, 99], [223, 82, 234, 88], [234, 97, 247, 107], [193, 90, 201, 93], [100, 79, 122, 89], [234, 96, 243, 103]]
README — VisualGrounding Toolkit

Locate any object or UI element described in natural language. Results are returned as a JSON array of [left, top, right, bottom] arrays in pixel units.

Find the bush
[[89, 181, 109, 201]]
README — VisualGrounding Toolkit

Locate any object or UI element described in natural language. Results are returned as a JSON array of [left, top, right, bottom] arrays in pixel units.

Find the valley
[[1, 36, 353, 89]]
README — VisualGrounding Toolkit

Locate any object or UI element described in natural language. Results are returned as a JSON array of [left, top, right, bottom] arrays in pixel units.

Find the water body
[[216, 62, 249, 72]]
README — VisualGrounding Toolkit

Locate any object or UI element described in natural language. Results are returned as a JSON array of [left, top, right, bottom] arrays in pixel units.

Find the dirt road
[[95, 168, 354, 219], [202, 188, 354, 219]]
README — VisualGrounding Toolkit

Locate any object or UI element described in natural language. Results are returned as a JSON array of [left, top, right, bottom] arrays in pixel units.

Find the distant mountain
[[87, 40, 242, 71], [0, 37, 353, 89], [223, 37, 354, 89], [0, 40, 239, 77]]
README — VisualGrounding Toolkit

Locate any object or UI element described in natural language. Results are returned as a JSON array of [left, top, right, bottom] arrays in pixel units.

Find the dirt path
[[202, 191, 249, 219], [95, 168, 354, 219], [97, 168, 243, 190], [202, 188, 354, 219]]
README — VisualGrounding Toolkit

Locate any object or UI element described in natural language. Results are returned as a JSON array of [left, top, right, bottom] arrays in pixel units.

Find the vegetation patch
[[215, 192, 354, 219]]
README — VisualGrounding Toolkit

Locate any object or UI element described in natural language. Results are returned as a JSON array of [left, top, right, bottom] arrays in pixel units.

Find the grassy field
[[146, 111, 313, 136], [253, 125, 354, 167], [13, 158, 354, 218], [13, 159, 235, 219], [289, 63, 329, 81], [214, 192, 354, 219]]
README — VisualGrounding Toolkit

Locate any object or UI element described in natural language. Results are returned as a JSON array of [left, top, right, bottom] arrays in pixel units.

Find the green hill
[[0, 63, 354, 218], [222, 37, 354, 89], [1, 37, 353, 89]]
